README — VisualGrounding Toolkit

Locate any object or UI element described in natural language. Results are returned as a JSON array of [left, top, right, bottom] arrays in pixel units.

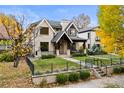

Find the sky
[[0, 5, 98, 28]]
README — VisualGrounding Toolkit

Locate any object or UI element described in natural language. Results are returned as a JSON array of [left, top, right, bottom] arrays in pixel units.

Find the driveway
[[56, 75, 124, 88]]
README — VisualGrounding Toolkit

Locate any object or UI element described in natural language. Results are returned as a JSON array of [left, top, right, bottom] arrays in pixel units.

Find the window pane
[[40, 27, 49, 35], [40, 42, 49, 51]]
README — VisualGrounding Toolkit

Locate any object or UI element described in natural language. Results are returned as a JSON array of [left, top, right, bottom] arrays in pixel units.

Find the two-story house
[[78, 26, 100, 50], [29, 18, 87, 57]]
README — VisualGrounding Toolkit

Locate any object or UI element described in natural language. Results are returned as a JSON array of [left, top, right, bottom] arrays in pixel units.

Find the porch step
[[93, 67, 106, 78]]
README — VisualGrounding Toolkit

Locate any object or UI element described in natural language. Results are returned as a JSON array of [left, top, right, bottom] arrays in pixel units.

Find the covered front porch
[[70, 36, 87, 54], [51, 31, 73, 56]]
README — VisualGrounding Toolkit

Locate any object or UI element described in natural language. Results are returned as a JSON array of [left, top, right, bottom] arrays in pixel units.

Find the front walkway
[[63, 57, 85, 66], [57, 75, 124, 88], [63, 57, 96, 67]]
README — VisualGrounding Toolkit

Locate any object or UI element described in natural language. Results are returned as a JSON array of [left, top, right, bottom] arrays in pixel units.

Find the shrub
[[120, 67, 124, 73], [113, 67, 121, 74], [0, 53, 14, 62], [69, 72, 79, 82], [56, 74, 68, 84], [72, 53, 86, 57], [80, 70, 90, 80], [41, 54, 55, 59]]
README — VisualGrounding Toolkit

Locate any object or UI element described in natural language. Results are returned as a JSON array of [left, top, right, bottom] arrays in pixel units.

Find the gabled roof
[[51, 31, 73, 43], [31, 19, 62, 29], [65, 22, 80, 32], [47, 20, 62, 28]]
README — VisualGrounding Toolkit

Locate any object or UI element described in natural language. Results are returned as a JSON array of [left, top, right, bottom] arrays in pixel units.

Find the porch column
[[56, 49, 59, 56], [83, 41, 87, 54], [67, 49, 70, 56]]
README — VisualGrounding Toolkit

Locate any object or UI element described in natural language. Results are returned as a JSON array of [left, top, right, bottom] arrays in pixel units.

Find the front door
[[59, 40, 67, 54]]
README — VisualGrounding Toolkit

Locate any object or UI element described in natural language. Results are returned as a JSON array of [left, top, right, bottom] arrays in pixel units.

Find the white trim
[[36, 18, 56, 33], [56, 32, 73, 43], [65, 22, 80, 32]]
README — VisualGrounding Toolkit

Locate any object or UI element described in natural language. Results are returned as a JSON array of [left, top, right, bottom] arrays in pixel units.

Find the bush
[[120, 67, 124, 73], [69, 72, 79, 82], [87, 44, 107, 55], [0, 53, 14, 62], [113, 67, 124, 74], [72, 53, 86, 57], [113, 67, 121, 74], [80, 70, 90, 80], [56, 74, 68, 84], [41, 54, 55, 59]]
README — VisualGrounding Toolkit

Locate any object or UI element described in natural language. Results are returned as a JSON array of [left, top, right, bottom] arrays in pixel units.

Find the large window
[[40, 42, 49, 51], [40, 27, 49, 35]]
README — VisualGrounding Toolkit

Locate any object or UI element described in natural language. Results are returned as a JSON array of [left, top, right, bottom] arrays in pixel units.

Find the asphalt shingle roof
[[31, 19, 62, 29], [51, 31, 73, 43]]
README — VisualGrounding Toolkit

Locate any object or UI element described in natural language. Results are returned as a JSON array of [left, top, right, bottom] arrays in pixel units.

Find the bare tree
[[72, 13, 91, 29]]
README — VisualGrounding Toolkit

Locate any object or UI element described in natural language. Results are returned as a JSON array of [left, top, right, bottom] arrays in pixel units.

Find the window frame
[[40, 42, 49, 51], [40, 27, 49, 35]]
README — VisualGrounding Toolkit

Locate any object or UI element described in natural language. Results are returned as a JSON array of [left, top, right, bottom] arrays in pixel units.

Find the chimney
[[60, 19, 70, 31]]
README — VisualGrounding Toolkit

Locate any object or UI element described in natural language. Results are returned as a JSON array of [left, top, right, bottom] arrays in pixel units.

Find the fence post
[[51, 63, 53, 73], [120, 58, 122, 65], [91, 59, 93, 68], [80, 60, 81, 69], [85, 59, 86, 68], [66, 61, 69, 71], [110, 58, 112, 66], [106, 66, 107, 75], [101, 60, 102, 67], [97, 59, 99, 67]]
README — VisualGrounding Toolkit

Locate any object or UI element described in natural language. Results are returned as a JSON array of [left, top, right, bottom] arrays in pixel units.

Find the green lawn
[[89, 54, 120, 59], [74, 54, 123, 66], [74, 56, 88, 61], [33, 57, 80, 74]]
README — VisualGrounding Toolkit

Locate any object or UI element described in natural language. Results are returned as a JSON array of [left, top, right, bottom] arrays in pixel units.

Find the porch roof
[[70, 36, 87, 42], [51, 31, 73, 43]]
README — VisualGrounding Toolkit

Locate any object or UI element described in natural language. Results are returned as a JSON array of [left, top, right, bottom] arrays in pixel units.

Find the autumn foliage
[[97, 5, 124, 57]]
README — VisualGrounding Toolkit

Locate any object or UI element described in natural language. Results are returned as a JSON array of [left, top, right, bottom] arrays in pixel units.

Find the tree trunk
[[13, 56, 20, 67]]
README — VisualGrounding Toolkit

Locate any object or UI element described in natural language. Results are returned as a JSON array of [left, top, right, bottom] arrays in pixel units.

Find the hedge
[[56, 74, 68, 84], [0, 53, 14, 62], [41, 54, 55, 59], [80, 70, 90, 80], [72, 53, 86, 57], [68, 72, 80, 82], [113, 67, 124, 74]]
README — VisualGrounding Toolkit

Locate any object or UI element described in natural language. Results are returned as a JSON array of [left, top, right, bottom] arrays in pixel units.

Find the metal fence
[[34, 61, 84, 75], [25, 57, 34, 75], [85, 58, 124, 68]]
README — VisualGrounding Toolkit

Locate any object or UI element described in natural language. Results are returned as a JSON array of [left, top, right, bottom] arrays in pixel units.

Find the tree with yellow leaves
[[97, 5, 124, 57], [0, 13, 35, 67]]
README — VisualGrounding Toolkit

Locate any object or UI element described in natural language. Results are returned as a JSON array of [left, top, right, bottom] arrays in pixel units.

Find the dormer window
[[70, 29, 76, 36], [40, 27, 49, 35]]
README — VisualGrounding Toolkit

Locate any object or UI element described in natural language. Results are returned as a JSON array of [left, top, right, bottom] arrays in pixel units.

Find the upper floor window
[[95, 36, 100, 41], [88, 33, 90, 39], [70, 29, 76, 36], [40, 27, 49, 35]]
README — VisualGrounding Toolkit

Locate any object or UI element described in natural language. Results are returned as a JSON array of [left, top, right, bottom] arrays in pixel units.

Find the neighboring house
[[0, 25, 12, 51], [78, 26, 101, 50], [29, 18, 87, 57]]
